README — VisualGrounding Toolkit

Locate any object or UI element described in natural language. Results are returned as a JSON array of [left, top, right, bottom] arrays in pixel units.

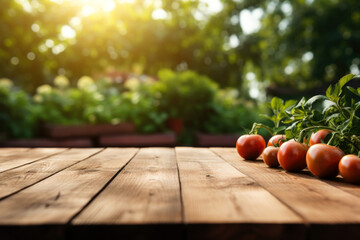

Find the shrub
[[0, 78, 37, 139]]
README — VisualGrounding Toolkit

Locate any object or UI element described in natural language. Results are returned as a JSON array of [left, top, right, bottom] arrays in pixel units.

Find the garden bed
[[99, 133, 176, 147], [195, 132, 238, 147], [43, 122, 136, 138], [0, 138, 94, 148]]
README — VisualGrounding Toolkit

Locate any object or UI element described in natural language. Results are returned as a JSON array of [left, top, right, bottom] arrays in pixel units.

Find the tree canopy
[[1, 0, 359, 96]]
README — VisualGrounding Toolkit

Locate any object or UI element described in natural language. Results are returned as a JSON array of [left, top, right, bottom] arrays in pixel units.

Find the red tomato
[[236, 134, 265, 160], [306, 144, 344, 179], [267, 135, 285, 147], [262, 146, 279, 168], [278, 141, 308, 171], [309, 129, 333, 146], [339, 155, 360, 184]]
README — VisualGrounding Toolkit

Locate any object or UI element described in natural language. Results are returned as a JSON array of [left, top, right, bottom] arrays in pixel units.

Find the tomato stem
[[249, 123, 274, 135], [297, 126, 335, 143]]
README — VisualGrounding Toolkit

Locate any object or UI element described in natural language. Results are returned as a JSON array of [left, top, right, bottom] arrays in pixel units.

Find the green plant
[[250, 74, 360, 156], [155, 69, 218, 123], [204, 89, 259, 134], [121, 78, 168, 133], [0, 78, 37, 139], [34, 76, 130, 125]]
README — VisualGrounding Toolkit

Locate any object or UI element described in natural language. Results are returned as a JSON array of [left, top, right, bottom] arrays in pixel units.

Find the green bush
[[120, 77, 168, 133], [0, 69, 263, 143], [155, 69, 218, 126], [0, 79, 37, 139], [34, 76, 129, 125], [204, 89, 259, 134]]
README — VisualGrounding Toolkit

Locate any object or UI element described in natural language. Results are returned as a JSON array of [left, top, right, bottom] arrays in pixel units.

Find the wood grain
[[0, 148, 67, 173], [211, 148, 360, 224], [0, 148, 138, 225], [1, 147, 359, 240], [176, 147, 301, 224], [73, 148, 182, 224], [0, 148, 30, 159], [176, 147, 305, 240], [320, 177, 360, 199], [0, 148, 102, 199]]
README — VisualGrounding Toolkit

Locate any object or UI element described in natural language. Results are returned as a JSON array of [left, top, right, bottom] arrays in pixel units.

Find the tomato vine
[[250, 74, 360, 156]]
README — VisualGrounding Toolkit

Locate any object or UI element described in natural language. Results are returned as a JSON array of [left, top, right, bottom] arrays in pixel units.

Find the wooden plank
[[176, 147, 305, 240], [211, 148, 360, 240], [0, 148, 138, 225], [320, 176, 360, 199], [0, 148, 67, 173], [0, 148, 102, 199], [0, 148, 30, 159], [73, 148, 182, 224]]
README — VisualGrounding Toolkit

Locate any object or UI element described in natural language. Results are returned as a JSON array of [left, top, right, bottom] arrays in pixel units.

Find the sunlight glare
[[78, 0, 116, 16], [81, 5, 96, 16], [61, 25, 76, 39], [240, 8, 263, 35], [152, 8, 168, 20], [104, 0, 116, 12]]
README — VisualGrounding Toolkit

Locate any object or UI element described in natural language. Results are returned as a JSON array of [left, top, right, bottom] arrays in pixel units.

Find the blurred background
[[0, 0, 359, 146]]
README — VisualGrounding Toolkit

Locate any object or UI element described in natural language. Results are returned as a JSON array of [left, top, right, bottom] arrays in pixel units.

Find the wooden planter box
[[0, 138, 94, 148], [196, 133, 239, 147], [99, 133, 176, 147], [44, 122, 136, 139]]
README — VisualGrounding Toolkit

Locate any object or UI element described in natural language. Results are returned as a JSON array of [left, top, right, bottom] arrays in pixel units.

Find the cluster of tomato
[[236, 130, 360, 184]]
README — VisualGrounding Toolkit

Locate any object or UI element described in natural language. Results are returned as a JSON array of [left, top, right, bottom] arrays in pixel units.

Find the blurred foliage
[[0, 70, 259, 144], [1, 0, 359, 94], [204, 89, 259, 134], [252, 0, 360, 91], [34, 76, 123, 125], [1, 0, 359, 143], [0, 78, 37, 138], [155, 69, 218, 124]]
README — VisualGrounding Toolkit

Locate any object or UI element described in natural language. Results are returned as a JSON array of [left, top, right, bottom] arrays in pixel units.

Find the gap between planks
[[66, 148, 140, 224]]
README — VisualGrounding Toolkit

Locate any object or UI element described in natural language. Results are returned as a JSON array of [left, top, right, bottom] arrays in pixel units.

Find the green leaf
[[347, 86, 360, 96], [259, 113, 273, 121], [326, 74, 356, 102], [294, 97, 306, 109], [304, 95, 336, 114], [270, 97, 283, 113], [326, 84, 334, 101], [339, 74, 355, 89], [284, 99, 297, 109], [285, 121, 301, 139], [274, 125, 286, 133]]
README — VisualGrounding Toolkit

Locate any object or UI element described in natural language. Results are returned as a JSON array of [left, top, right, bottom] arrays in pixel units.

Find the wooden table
[[0, 147, 360, 240]]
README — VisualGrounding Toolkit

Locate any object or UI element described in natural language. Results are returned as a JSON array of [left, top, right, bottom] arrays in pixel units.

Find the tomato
[[309, 129, 333, 146], [306, 144, 344, 179], [236, 134, 266, 160], [339, 155, 360, 184], [262, 146, 279, 167], [267, 135, 285, 147], [278, 141, 308, 171]]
